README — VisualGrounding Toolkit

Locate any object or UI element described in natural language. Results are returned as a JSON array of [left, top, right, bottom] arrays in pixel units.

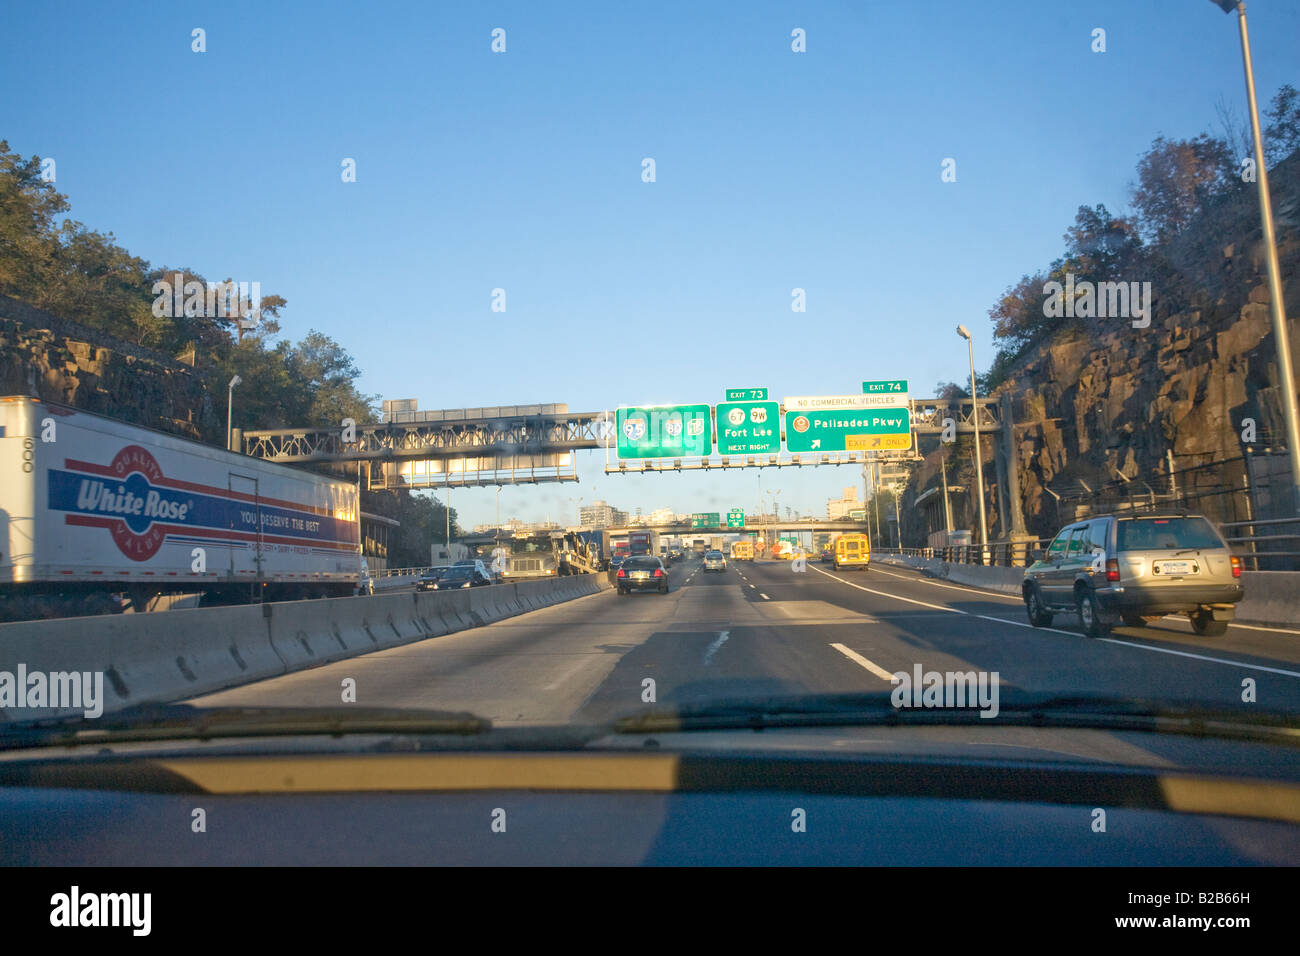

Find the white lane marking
[[810, 564, 1300, 678], [1094, 638, 1300, 678], [870, 565, 1022, 602], [759, 593, 770, 600], [749, 584, 756, 589], [829, 643, 896, 681], [878, 562, 1300, 638], [703, 630, 730, 666]]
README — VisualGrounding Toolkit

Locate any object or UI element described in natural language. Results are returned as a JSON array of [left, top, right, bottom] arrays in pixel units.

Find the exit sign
[[863, 380, 908, 394], [725, 387, 768, 401]]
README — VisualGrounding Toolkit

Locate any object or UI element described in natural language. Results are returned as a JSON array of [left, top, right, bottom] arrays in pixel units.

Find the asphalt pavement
[[188, 554, 1300, 722]]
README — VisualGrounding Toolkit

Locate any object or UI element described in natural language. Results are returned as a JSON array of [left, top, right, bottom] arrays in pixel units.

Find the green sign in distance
[[616, 404, 712, 459], [716, 400, 781, 456], [862, 379, 908, 395], [785, 407, 912, 452], [727, 509, 745, 528], [725, 387, 768, 401], [691, 512, 721, 529]]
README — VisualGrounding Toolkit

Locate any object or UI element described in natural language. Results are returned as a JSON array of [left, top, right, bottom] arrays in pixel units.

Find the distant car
[[819, 547, 834, 563], [617, 555, 669, 595], [1022, 513, 1244, 638], [703, 550, 727, 572], [432, 562, 493, 589], [670, 547, 684, 561], [417, 566, 451, 591], [610, 554, 627, 571]]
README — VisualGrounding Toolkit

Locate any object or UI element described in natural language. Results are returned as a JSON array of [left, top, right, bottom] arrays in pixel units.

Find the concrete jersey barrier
[[1, 574, 609, 722]]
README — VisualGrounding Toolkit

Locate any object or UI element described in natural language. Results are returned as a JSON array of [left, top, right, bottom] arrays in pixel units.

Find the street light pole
[[226, 375, 241, 452], [957, 325, 989, 554], [1212, 0, 1300, 514]]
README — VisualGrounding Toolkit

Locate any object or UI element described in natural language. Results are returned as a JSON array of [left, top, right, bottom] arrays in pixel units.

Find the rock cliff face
[[0, 294, 220, 441], [904, 154, 1300, 544]]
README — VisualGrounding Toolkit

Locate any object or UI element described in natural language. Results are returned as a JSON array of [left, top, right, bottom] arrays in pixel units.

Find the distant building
[[827, 486, 861, 520], [648, 507, 676, 524], [579, 499, 628, 528]]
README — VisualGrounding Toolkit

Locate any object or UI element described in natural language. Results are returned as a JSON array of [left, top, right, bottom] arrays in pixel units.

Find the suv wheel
[[1190, 609, 1228, 637], [1076, 587, 1111, 638], [1024, 587, 1053, 627]]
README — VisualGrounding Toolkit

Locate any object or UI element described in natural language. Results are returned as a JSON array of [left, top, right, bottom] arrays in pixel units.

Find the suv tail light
[[1105, 559, 1120, 582], [1230, 555, 1242, 578], [617, 568, 626, 578]]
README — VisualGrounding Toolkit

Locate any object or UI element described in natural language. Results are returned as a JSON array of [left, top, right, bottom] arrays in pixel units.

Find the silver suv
[[1022, 513, 1244, 638]]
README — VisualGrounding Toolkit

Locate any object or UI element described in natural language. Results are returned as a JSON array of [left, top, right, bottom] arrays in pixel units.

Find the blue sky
[[4, 1, 1297, 528]]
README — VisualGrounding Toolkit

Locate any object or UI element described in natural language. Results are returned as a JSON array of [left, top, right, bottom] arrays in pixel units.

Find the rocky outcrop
[[0, 294, 220, 441], [904, 154, 1300, 543]]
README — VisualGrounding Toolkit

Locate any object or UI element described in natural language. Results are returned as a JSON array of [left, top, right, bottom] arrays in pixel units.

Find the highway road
[[188, 554, 1300, 722]]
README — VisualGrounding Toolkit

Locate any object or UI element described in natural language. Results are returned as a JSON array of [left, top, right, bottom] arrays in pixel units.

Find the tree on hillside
[[988, 271, 1052, 351], [1061, 203, 1143, 277], [289, 330, 379, 426], [1265, 83, 1300, 167], [0, 141, 68, 299], [1130, 135, 1235, 243]]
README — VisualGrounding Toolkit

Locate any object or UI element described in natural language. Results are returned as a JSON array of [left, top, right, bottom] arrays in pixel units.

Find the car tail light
[[617, 569, 626, 578], [654, 568, 663, 577], [1230, 555, 1241, 578], [1105, 559, 1120, 582]]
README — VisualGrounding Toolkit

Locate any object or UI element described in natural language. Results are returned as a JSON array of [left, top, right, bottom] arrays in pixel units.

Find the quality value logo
[[50, 446, 197, 561]]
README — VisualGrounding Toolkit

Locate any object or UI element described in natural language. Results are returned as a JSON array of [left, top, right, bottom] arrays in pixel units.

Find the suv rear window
[[1117, 517, 1224, 551]]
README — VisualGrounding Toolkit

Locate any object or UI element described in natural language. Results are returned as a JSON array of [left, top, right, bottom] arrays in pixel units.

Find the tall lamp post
[[226, 375, 241, 452], [1210, 0, 1300, 514], [956, 325, 989, 556]]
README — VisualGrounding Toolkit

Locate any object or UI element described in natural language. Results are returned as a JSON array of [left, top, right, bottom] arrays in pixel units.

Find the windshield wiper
[[613, 694, 1300, 747], [0, 703, 490, 750]]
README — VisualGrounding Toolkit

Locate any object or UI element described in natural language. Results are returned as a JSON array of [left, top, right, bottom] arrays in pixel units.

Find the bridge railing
[[876, 541, 1053, 568]]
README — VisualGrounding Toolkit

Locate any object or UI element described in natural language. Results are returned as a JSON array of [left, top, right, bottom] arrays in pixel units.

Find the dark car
[[417, 566, 452, 591], [432, 562, 493, 589], [616, 555, 669, 595], [819, 547, 834, 563], [1023, 513, 1244, 638], [610, 554, 627, 572]]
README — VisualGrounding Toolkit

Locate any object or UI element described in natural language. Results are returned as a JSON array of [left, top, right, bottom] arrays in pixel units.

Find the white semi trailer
[[0, 396, 364, 620]]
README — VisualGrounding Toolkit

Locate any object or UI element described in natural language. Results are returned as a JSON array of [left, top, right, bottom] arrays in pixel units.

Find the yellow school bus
[[730, 539, 754, 561], [833, 533, 870, 571]]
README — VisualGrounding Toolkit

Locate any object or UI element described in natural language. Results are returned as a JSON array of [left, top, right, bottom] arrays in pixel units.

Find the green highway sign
[[691, 512, 721, 529], [725, 387, 768, 401], [785, 406, 912, 452], [616, 404, 712, 459], [862, 379, 908, 395], [727, 509, 745, 528], [716, 400, 781, 456]]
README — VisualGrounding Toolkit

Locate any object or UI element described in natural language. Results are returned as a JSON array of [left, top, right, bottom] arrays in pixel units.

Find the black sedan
[[616, 555, 670, 595], [417, 566, 452, 591], [431, 564, 493, 589]]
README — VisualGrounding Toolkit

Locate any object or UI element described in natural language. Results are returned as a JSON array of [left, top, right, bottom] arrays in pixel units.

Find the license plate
[[1155, 560, 1196, 575], [633, 571, 648, 580]]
